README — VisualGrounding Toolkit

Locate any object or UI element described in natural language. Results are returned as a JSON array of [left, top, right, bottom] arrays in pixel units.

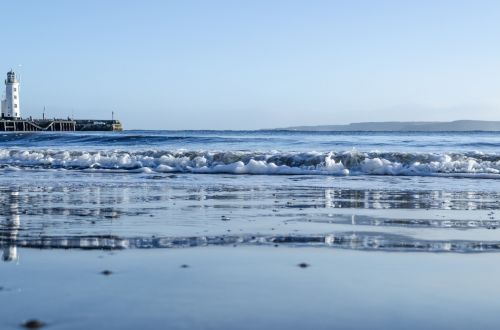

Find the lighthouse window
[[14, 95, 17, 99], [14, 104, 17, 108], [13, 88, 17, 92]]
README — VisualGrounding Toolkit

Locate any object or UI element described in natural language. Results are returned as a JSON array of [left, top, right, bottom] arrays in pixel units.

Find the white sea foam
[[0, 149, 499, 178]]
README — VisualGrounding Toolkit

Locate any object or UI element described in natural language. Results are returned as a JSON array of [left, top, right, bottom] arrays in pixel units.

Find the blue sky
[[1, 0, 499, 129]]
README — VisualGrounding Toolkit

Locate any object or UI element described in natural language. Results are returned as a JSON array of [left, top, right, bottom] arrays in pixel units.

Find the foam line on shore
[[0, 149, 499, 177]]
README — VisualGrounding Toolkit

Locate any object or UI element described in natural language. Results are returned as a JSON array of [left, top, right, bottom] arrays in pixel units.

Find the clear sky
[[1, 0, 499, 129]]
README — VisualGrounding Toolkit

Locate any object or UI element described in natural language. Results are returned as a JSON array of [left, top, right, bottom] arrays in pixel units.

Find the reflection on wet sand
[[3, 232, 500, 254], [288, 214, 500, 229], [1, 191, 20, 261], [1, 180, 500, 261], [0, 183, 499, 215]]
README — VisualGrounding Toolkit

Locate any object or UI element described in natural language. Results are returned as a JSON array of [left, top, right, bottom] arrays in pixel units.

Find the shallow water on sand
[[1, 171, 499, 257], [1, 131, 500, 329]]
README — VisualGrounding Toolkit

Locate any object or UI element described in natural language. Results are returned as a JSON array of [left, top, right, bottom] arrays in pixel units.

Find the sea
[[1, 130, 500, 330]]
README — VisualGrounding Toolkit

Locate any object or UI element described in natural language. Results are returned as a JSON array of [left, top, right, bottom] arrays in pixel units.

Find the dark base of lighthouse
[[0, 118, 123, 132]]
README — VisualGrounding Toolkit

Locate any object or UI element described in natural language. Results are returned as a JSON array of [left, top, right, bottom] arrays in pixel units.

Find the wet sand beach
[[3, 247, 500, 330]]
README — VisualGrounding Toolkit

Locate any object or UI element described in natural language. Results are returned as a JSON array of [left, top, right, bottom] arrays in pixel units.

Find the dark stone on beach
[[297, 262, 310, 268], [22, 319, 45, 329], [101, 270, 113, 276], [221, 215, 230, 221], [180, 264, 189, 268]]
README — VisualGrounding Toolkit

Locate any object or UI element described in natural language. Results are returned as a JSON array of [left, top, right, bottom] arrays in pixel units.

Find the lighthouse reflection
[[0, 185, 126, 262], [3, 214, 20, 261], [1, 191, 20, 262]]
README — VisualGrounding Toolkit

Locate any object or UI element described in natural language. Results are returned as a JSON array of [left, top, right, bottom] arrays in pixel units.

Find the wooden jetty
[[0, 118, 123, 132]]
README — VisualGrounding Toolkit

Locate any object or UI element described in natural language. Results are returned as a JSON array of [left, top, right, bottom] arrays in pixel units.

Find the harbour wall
[[0, 119, 123, 131]]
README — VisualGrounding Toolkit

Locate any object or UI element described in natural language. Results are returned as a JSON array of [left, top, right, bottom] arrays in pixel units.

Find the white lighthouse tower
[[1, 70, 21, 119]]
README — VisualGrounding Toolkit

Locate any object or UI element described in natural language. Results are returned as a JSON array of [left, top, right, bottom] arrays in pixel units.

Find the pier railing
[[0, 118, 122, 131], [0, 119, 76, 132]]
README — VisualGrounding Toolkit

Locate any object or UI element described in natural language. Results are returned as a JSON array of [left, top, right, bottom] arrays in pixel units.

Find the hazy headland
[[272, 120, 500, 132]]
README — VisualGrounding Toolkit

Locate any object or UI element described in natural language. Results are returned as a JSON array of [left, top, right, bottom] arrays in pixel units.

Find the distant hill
[[272, 120, 500, 132]]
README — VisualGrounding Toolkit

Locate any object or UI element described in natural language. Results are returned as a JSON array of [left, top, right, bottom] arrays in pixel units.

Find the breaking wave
[[0, 149, 499, 178]]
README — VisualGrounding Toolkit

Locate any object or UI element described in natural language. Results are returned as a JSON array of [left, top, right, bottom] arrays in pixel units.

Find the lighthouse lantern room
[[1, 70, 21, 119]]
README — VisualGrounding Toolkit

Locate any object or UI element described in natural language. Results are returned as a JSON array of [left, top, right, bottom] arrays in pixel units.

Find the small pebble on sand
[[101, 270, 113, 276], [297, 262, 310, 268], [22, 319, 45, 329]]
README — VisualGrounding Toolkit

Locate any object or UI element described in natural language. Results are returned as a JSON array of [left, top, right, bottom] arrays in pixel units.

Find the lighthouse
[[1, 70, 21, 119], [0, 69, 122, 131]]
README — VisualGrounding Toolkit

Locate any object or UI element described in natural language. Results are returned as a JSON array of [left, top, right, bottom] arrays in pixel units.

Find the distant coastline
[[270, 120, 500, 132]]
